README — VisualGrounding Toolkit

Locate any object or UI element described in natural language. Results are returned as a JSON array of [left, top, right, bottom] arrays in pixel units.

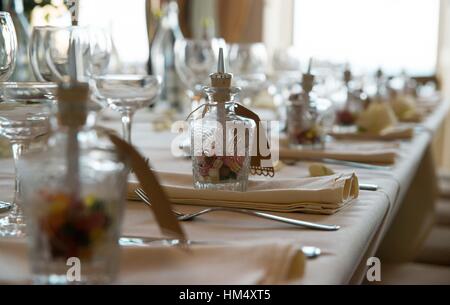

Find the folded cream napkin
[[0, 238, 304, 285], [328, 125, 414, 141], [128, 171, 359, 214], [0, 138, 11, 159], [278, 139, 398, 165]]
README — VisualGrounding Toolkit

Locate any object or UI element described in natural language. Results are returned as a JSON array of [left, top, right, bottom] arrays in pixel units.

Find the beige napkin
[[278, 139, 398, 165], [128, 171, 359, 214], [0, 238, 304, 285], [328, 125, 414, 141], [0, 138, 11, 159]]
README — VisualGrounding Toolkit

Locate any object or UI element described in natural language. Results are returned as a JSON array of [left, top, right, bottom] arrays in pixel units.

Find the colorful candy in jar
[[195, 155, 244, 183], [291, 124, 323, 146], [38, 191, 112, 260]]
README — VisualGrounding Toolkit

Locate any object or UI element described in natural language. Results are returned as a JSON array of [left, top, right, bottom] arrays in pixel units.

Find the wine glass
[[30, 25, 111, 82], [272, 46, 302, 92], [228, 43, 268, 106], [86, 27, 112, 77], [0, 12, 17, 96], [30, 26, 56, 82], [270, 47, 302, 129], [30, 26, 90, 82], [0, 11, 17, 218], [91, 75, 161, 143], [30, 25, 112, 125], [174, 38, 224, 111]]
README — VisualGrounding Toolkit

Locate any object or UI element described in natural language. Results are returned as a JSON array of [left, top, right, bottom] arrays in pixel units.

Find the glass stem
[[11, 141, 28, 218], [121, 111, 134, 144]]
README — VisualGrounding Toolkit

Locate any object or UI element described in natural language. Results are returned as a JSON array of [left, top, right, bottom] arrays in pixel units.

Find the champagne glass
[[174, 38, 224, 111], [0, 11, 17, 217], [0, 95, 52, 237], [228, 43, 268, 106], [91, 75, 161, 143]]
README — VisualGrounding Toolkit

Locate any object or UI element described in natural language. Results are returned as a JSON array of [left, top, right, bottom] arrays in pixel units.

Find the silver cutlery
[[134, 188, 340, 231], [119, 236, 322, 259], [359, 183, 379, 191], [0, 202, 11, 213], [320, 158, 391, 170], [284, 158, 391, 171]]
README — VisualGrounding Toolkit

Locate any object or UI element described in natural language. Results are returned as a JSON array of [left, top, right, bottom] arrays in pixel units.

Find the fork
[[134, 188, 340, 231]]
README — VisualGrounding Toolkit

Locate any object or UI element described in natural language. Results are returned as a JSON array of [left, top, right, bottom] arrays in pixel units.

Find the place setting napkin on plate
[[128, 171, 359, 215], [119, 239, 305, 285], [278, 137, 399, 165], [0, 238, 305, 285]]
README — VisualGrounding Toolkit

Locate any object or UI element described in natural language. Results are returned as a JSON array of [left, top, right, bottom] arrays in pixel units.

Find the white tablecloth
[[0, 99, 448, 284]]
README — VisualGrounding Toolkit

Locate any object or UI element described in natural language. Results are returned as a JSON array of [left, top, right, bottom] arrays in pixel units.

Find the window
[[78, 0, 149, 69], [293, 0, 440, 76]]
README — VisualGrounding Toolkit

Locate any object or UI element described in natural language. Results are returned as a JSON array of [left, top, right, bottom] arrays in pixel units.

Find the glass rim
[[31, 25, 93, 31], [228, 42, 267, 48], [0, 81, 57, 88], [93, 74, 161, 83]]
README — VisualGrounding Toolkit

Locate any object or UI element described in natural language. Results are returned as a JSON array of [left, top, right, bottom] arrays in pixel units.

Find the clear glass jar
[[335, 88, 367, 126], [18, 84, 128, 284], [190, 88, 255, 191], [287, 91, 325, 149]]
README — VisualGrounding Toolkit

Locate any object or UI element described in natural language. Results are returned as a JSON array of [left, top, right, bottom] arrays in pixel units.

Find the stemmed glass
[[174, 38, 224, 112], [30, 25, 111, 81], [86, 27, 112, 78], [270, 46, 302, 129], [30, 26, 57, 82], [228, 42, 268, 106], [91, 75, 161, 143], [0, 11, 17, 96], [272, 46, 302, 95], [0, 11, 17, 216], [0, 91, 52, 237], [30, 25, 112, 125]]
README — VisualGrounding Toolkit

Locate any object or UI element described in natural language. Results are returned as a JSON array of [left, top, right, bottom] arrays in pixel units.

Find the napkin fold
[[128, 171, 359, 214], [120, 240, 305, 284], [278, 140, 398, 165], [0, 238, 305, 285], [329, 125, 414, 141]]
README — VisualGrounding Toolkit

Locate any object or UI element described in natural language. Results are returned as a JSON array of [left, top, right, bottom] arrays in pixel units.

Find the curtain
[[146, 0, 192, 38], [217, 0, 263, 43]]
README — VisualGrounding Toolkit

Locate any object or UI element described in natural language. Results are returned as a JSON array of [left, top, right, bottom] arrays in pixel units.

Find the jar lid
[[207, 48, 234, 103]]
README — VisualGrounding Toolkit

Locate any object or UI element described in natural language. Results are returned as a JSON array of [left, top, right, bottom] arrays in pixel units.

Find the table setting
[[0, 0, 448, 286]]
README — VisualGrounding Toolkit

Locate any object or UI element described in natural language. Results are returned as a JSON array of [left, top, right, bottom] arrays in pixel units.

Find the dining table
[[0, 97, 448, 285]]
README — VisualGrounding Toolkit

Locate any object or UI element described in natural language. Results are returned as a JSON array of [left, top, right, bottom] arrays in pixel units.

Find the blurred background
[[2, 0, 449, 168]]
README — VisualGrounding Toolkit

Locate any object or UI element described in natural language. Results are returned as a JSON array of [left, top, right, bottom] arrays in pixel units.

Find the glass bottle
[[335, 68, 365, 126], [287, 65, 325, 149], [18, 82, 128, 284], [149, 0, 184, 110], [3, 0, 33, 81], [190, 49, 255, 191]]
